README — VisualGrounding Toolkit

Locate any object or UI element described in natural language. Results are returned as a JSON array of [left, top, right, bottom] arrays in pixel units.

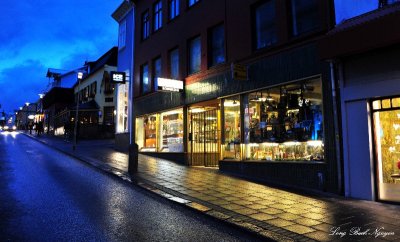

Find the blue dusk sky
[[0, 0, 121, 114]]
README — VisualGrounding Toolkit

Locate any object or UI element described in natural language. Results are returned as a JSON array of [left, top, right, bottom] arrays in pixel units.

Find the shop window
[[159, 109, 184, 152], [136, 115, 158, 152], [208, 24, 225, 67], [141, 63, 150, 94], [253, 0, 277, 50], [288, 0, 320, 37], [153, 1, 163, 32], [188, 36, 201, 75], [169, 48, 179, 79], [142, 10, 150, 40], [169, 0, 180, 20], [244, 78, 324, 162], [116, 83, 129, 133], [223, 96, 241, 159], [372, 98, 400, 202]]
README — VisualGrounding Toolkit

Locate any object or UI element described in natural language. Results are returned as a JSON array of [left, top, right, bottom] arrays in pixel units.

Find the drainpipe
[[329, 60, 343, 194]]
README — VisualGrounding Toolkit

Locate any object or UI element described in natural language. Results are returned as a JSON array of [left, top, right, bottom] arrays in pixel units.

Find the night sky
[[0, 0, 378, 115], [0, 0, 121, 114]]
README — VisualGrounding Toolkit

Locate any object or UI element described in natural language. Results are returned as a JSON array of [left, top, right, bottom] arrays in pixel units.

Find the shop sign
[[156, 78, 183, 92], [231, 63, 248, 81], [110, 71, 126, 84]]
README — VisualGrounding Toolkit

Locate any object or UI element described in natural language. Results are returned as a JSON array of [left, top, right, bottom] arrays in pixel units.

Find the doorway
[[189, 102, 220, 167]]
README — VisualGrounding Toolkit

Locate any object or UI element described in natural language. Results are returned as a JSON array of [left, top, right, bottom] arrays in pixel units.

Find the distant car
[[1, 125, 17, 132]]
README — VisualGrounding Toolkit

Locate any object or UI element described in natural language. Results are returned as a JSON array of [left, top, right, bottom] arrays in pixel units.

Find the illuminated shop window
[[222, 96, 241, 159], [244, 78, 324, 162], [372, 96, 400, 202], [136, 108, 184, 153], [116, 82, 129, 133]]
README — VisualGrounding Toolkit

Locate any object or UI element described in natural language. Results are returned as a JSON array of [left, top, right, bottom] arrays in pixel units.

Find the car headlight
[[12, 125, 17, 130]]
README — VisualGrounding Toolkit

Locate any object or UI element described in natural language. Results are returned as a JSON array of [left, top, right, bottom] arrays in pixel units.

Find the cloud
[[0, 0, 120, 113]]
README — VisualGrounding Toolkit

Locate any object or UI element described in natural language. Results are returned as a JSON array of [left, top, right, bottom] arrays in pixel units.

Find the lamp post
[[72, 72, 83, 150]]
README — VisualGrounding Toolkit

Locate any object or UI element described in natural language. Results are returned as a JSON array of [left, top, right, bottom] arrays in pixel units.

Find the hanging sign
[[156, 78, 183, 92], [231, 63, 248, 81], [110, 71, 126, 84]]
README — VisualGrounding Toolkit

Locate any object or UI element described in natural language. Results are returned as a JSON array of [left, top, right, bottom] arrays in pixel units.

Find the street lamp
[[72, 72, 83, 150]]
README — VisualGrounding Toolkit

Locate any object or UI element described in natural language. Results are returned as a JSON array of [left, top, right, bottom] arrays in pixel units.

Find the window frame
[[153, 0, 163, 32], [141, 63, 150, 94], [169, 0, 180, 20], [188, 0, 200, 8], [208, 23, 226, 68], [288, 0, 320, 37], [252, 0, 277, 50], [152, 56, 162, 91], [169, 48, 180, 79], [188, 36, 202, 75], [142, 10, 150, 40]]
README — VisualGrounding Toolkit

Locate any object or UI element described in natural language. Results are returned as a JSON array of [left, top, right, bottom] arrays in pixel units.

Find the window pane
[[210, 24, 225, 67], [382, 99, 391, 109], [189, 37, 201, 74], [142, 11, 150, 39], [290, 0, 319, 36], [392, 98, 400, 108], [142, 64, 149, 93], [254, 0, 277, 49], [372, 100, 381, 110], [170, 49, 179, 79], [223, 96, 241, 159], [154, 1, 163, 31], [118, 20, 126, 49], [160, 109, 184, 152], [188, 0, 199, 7], [169, 0, 180, 19], [245, 79, 324, 161]]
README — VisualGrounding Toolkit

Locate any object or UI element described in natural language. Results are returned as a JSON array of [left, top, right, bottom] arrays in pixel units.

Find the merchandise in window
[[223, 96, 241, 159], [253, 0, 277, 49], [136, 115, 158, 151], [160, 109, 184, 152], [244, 78, 324, 161], [289, 0, 320, 37], [116, 82, 129, 133]]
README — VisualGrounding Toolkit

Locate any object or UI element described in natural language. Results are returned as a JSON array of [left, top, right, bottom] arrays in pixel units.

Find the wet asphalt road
[[0, 132, 263, 242]]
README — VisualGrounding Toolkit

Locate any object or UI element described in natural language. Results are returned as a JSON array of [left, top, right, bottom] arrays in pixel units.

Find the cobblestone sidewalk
[[24, 132, 400, 242]]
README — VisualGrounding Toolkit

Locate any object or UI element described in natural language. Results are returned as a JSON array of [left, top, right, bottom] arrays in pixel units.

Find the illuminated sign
[[156, 78, 183, 92], [110, 71, 126, 83]]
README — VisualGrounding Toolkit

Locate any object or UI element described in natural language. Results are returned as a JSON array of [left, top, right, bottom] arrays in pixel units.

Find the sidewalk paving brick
[[23, 132, 400, 242]]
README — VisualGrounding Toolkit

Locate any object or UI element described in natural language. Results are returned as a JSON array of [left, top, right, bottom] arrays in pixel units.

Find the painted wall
[[340, 45, 400, 200]]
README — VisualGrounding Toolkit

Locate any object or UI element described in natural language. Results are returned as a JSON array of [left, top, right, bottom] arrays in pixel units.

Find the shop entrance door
[[189, 109, 220, 167]]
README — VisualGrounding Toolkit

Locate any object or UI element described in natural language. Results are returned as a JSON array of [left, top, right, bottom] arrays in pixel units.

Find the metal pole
[[73, 73, 82, 150]]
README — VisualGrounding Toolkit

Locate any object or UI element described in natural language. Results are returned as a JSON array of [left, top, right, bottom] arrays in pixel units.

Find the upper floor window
[[209, 24, 225, 67], [153, 57, 162, 88], [142, 10, 150, 40], [169, 48, 179, 79], [118, 19, 126, 49], [253, 0, 277, 50], [289, 0, 319, 37], [169, 0, 180, 20], [188, 0, 200, 7], [141, 63, 150, 94], [188, 36, 201, 75], [154, 1, 163, 31]]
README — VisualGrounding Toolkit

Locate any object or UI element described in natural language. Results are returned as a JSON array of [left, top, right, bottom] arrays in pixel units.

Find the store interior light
[[224, 100, 240, 107], [190, 108, 205, 113]]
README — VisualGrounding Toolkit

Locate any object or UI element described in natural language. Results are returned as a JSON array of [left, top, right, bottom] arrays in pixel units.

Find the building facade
[[132, 0, 341, 193], [320, 2, 400, 202], [112, 1, 135, 151]]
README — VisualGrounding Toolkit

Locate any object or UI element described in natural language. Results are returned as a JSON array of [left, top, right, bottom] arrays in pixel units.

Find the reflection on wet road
[[0, 132, 262, 241]]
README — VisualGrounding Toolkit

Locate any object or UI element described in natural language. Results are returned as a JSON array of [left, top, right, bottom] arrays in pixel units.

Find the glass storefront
[[116, 83, 129, 133], [136, 108, 184, 152], [222, 78, 324, 162], [372, 97, 400, 202]]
